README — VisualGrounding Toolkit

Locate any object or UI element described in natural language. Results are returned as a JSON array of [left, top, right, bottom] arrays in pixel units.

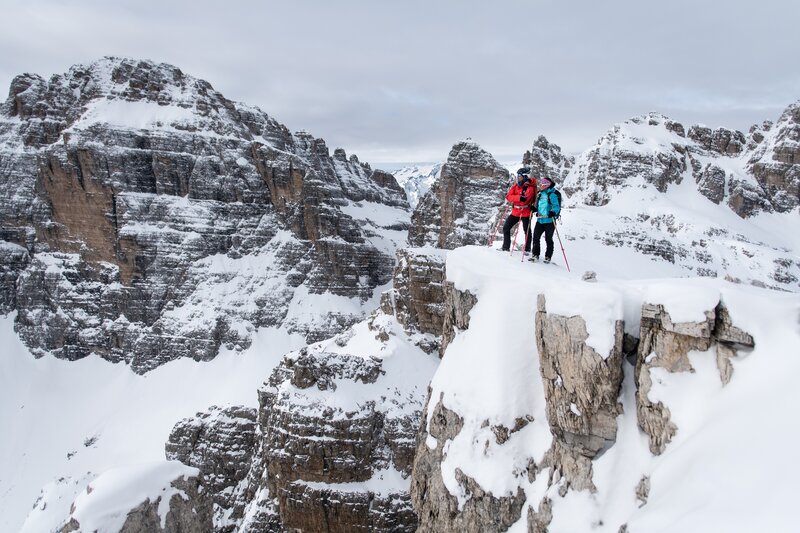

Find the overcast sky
[[1, 0, 798, 164]]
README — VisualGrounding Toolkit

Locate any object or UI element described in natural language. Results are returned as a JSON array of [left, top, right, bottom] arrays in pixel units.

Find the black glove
[[519, 195, 527, 203], [548, 211, 556, 218]]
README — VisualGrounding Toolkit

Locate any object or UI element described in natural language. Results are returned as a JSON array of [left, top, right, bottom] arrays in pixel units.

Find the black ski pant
[[501, 214, 531, 252], [532, 221, 555, 259]]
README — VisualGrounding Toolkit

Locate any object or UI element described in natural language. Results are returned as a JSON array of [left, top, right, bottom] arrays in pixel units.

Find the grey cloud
[[1, 0, 797, 164]]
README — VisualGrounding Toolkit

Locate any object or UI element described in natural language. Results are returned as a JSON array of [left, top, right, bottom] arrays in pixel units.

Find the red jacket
[[506, 179, 537, 217]]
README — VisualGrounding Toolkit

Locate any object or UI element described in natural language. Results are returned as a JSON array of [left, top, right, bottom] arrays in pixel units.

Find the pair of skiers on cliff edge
[[500, 168, 561, 263]]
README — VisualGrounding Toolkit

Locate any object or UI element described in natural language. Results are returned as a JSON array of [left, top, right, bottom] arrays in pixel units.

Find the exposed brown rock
[[257, 350, 420, 532], [165, 406, 258, 532], [635, 301, 754, 454], [440, 280, 478, 355], [535, 294, 625, 458], [411, 395, 526, 533]]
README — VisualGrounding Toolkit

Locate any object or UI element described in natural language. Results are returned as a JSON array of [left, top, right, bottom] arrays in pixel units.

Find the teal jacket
[[536, 187, 560, 224]]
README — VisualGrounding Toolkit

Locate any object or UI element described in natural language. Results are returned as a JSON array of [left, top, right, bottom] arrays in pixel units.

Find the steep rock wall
[[0, 57, 409, 372]]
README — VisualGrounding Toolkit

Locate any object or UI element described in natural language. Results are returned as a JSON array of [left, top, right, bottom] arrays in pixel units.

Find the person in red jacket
[[500, 168, 537, 252]]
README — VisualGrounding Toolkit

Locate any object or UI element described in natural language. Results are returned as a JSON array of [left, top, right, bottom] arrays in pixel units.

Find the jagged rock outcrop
[[165, 406, 258, 532], [511, 292, 627, 531], [535, 294, 624, 461], [411, 396, 526, 533], [563, 105, 799, 218], [382, 248, 447, 347], [635, 301, 754, 454], [440, 280, 478, 355], [523, 135, 574, 185], [408, 140, 508, 249], [748, 100, 800, 213], [379, 247, 477, 359], [255, 348, 422, 532], [0, 57, 409, 371]]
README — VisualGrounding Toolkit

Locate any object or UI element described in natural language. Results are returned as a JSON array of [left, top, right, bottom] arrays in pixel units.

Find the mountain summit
[[0, 57, 410, 372]]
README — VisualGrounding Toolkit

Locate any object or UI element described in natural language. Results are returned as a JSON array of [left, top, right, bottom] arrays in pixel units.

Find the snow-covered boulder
[[59, 461, 211, 533]]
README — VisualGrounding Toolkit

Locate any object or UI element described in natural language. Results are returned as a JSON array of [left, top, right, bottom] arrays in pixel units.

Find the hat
[[540, 177, 553, 187], [516, 167, 531, 177]]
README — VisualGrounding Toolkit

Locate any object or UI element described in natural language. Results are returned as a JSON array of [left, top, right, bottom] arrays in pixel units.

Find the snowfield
[[0, 318, 304, 532]]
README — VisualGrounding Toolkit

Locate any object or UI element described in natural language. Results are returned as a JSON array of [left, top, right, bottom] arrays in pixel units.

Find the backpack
[[539, 188, 562, 213], [551, 189, 562, 209]]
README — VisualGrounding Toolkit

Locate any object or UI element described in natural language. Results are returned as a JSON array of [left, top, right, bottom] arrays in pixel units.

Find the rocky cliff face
[[0, 57, 409, 372], [523, 135, 575, 185], [165, 406, 259, 532], [159, 291, 440, 532], [747, 101, 799, 213], [408, 140, 509, 249], [535, 294, 625, 465]]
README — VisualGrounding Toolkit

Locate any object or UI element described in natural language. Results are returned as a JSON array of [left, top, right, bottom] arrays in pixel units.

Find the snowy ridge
[[552, 112, 800, 291], [562, 109, 798, 217], [65, 461, 199, 532], [425, 245, 800, 532]]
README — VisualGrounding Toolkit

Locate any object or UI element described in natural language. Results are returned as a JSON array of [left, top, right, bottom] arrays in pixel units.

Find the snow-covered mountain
[[558, 110, 799, 291], [1, 56, 799, 533], [391, 163, 442, 207], [0, 57, 410, 373]]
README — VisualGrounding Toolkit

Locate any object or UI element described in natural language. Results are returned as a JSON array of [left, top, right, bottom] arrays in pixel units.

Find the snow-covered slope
[[413, 245, 800, 533], [0, 314, 305, 533], [557, 111, 799, 291]]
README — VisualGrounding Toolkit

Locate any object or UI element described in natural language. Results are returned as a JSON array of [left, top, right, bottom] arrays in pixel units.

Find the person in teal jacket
[[529, 177, 561, 263]]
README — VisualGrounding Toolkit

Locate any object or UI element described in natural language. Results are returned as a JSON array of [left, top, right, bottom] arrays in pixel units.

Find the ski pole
[[510, 215, 522, 256], [553, 219, 570, 272], [520, 211, 533, 262], [488, 203, 510, 247]]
